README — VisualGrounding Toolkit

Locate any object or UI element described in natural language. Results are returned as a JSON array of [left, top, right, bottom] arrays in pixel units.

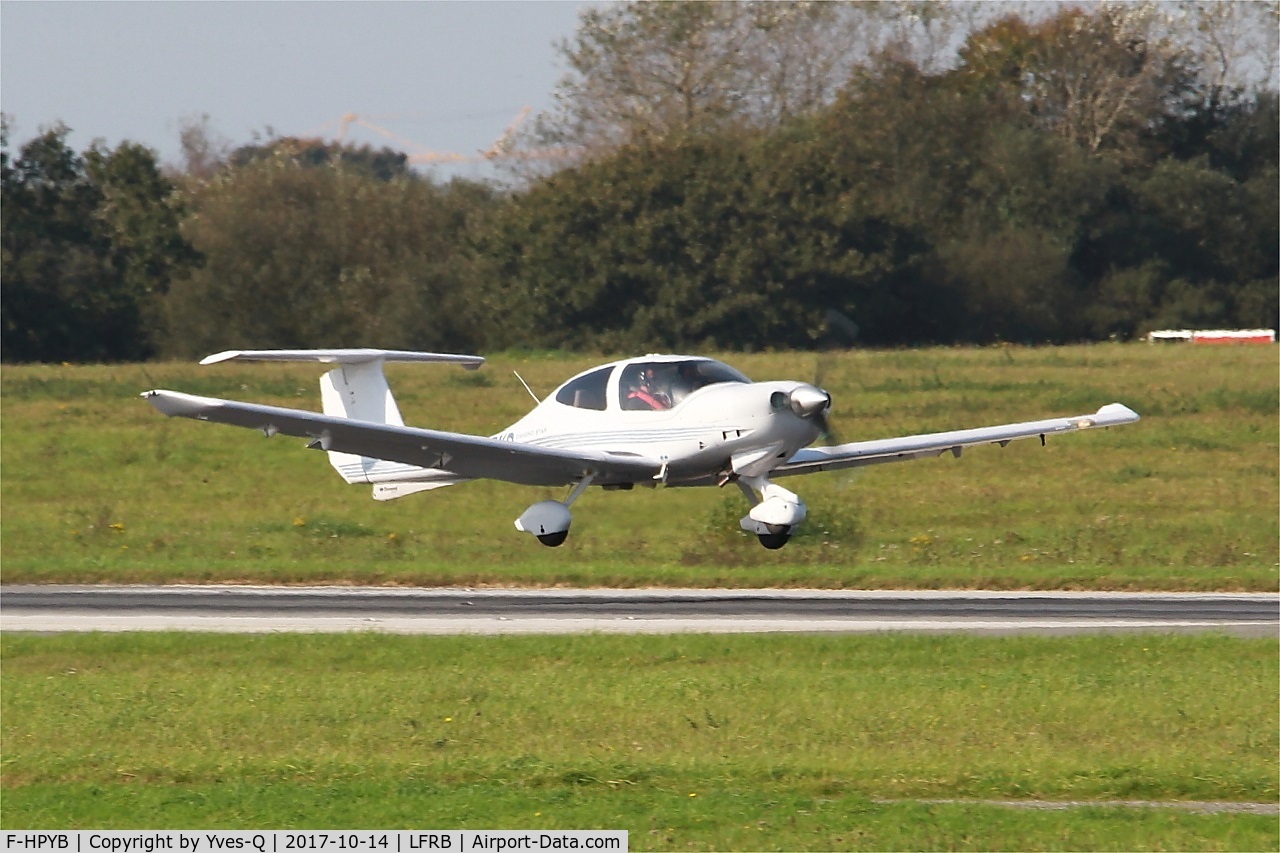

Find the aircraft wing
[[774, 403, 1140, 477], [142, 390, 662, 487]]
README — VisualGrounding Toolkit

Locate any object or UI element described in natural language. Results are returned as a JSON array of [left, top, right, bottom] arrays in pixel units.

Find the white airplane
[[142, 349, 1140, 549]]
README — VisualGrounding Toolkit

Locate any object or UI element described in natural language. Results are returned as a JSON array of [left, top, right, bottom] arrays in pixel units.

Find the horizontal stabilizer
[[199, 349, 484, 369]]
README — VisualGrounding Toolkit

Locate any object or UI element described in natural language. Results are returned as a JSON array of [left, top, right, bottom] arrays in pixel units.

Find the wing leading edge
[[774, 403, 1140, 477], [141, 390, 661, 488]]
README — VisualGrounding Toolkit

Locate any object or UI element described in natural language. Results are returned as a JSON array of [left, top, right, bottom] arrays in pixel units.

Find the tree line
[[3, 1, 1276, 362]]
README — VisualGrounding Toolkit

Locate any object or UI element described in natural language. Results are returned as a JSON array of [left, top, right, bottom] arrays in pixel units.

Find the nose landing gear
[[755, 531, 792, 550], [736, 476, 806, 549]]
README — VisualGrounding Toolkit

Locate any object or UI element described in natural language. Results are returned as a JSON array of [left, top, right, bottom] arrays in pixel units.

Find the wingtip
[[1096, 402, 1140, 424], [199, 350, 240, 365], [142, 389, 214, 417]]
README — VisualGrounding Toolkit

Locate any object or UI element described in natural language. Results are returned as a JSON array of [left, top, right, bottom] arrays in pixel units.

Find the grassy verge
[[2, 344, 1276, 588], [5, 784, 1275, 851], [2, 632, 1276, 849]]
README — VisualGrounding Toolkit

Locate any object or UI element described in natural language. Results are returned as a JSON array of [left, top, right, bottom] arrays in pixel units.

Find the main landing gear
[[514, 476, 594, 547], [536, 529, 570, 547]]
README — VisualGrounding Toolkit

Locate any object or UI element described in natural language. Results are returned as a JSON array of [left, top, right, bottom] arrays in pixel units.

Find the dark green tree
[[478, 135, 778, 351], [1, 123, 196, 361], [476, 119, 938, 351], [228, 137, 415, 182], [159, 153, 497, 357]]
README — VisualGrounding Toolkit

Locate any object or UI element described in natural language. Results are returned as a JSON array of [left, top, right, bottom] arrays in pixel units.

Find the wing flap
[[142, 390, 661, 487], [775, 403, 1140, 477]]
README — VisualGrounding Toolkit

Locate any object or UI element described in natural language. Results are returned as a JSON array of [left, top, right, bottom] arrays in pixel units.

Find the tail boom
[[196, 348, 482, 490]]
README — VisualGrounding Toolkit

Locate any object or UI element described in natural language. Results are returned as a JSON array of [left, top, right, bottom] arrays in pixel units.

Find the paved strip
[[2, 586, 1275, 635]]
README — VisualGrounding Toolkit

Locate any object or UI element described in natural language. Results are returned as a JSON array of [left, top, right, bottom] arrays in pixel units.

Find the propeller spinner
[[771, 383, 837, 444], [787, 384, 831, 419]]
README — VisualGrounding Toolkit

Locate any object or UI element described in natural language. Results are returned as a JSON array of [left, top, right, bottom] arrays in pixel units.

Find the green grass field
[[2, 344, 1276, 588], [2, 632, 1276, 850]]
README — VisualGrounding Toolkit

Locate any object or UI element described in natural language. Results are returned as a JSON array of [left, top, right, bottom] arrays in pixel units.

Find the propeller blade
[[815, 409, 841, 446], [823, 309, 860, 345], [814, 308, 858, 400], [787, 384, 841, 445]]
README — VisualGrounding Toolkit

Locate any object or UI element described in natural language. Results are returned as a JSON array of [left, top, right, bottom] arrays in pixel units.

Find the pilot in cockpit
[[624, 366, 671, 410]]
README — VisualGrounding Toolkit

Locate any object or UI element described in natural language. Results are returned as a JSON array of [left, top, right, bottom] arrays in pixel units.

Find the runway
[[2, 585, 1276, 635]]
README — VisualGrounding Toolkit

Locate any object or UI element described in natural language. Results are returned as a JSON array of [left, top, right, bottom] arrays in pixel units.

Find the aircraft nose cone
[[788, 384, 832, 420]]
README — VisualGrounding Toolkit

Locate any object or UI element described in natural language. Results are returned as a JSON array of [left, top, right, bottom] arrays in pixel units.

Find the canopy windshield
[[618, 359, 750, 411]]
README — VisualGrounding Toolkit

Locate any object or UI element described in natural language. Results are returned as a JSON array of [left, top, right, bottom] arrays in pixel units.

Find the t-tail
[[198, 349, 482, 497]]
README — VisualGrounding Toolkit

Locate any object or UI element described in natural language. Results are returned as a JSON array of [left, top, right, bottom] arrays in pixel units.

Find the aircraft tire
[[537, 530, 570, 547], [757, 532, 790, 550]]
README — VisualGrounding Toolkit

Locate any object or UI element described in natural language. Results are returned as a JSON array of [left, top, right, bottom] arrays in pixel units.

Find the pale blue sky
[[1, 1, 590, 177]]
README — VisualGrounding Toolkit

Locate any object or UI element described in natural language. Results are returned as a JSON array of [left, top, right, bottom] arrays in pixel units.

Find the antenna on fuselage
[[513, 371, 540, 404]]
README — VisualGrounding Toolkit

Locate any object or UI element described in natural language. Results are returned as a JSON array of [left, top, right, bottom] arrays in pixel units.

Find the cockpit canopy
[[553, 358, 751, 412]]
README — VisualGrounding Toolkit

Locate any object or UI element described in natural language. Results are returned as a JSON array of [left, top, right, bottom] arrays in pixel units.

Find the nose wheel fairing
[[736, 476, 807, 549]]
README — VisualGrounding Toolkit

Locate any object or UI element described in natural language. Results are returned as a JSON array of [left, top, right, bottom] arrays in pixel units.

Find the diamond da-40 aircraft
[[143, 349, 1140, 549]]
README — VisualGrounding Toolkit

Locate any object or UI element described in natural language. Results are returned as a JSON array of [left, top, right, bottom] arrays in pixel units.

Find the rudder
[[319, 358, 403, 483]]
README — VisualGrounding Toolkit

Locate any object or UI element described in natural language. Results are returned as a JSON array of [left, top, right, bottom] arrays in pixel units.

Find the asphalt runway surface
[[2, 585, 1276, 635]]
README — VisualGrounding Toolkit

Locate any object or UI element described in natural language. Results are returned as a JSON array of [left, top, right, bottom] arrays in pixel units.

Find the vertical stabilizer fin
[[320, 359, 399, 483], [320, 359, 404, 426]]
